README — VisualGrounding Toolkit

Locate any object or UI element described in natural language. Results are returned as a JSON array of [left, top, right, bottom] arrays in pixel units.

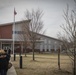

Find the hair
[[0, 49, 6, 54]]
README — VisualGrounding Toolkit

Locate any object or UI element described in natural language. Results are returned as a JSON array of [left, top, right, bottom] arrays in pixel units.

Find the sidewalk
[[7, 66, 17, 75]]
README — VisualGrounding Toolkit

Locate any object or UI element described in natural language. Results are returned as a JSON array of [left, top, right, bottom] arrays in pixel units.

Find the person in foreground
[[0, 49, 11, 75]]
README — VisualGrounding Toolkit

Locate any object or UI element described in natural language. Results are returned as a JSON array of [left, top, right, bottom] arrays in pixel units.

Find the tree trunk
[[58, 48, 61, 70], [32, 43, 35, 61], [25, 48, 27, 57], [75, 55, 76, 75], [33, 49, 35, 60], [73, 47, 76, 75]]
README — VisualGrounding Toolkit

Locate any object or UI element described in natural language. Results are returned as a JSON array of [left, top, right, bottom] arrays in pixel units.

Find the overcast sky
[[0, 0, 75, 38]]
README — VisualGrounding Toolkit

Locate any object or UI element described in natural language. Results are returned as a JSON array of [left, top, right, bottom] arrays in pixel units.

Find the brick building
[[0, 20, 62, 53]]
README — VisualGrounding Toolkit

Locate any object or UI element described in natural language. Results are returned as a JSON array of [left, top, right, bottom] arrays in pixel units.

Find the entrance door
[[2, 43, 11, 50]]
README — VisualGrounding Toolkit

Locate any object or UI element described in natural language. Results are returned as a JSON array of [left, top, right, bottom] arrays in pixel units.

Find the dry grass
[[11, 53, 73, 75]]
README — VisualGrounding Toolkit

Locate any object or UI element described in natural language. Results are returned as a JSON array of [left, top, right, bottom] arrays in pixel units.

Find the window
[[12, 31, 25, 34]]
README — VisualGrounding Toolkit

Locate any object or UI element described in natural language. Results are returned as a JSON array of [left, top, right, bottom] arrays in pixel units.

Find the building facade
[[0, 20, 62, 53]]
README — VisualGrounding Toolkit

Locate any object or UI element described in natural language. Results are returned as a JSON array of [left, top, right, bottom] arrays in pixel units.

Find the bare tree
[[22, 9, 44, 60], [19, 20, 31, 57], [58, 4, 76, 75], [57, 33, 63, 70]]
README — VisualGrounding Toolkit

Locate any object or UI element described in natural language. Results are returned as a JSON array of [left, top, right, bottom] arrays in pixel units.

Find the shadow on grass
[[16, 66, 36, 70], [28, 59, 70, 64], [15, 67, 72, 75], [25, 56, 70, 60], [53, 69, 72, 75]]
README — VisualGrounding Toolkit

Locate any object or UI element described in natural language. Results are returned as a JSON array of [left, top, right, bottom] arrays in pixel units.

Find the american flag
[[14, 8, 17, 15]]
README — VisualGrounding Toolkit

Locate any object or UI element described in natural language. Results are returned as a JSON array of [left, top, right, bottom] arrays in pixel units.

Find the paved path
[[7, 66, 17, 75]]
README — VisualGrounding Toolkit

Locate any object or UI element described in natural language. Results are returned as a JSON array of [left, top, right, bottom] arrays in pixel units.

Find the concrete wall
[[34, 35, 61, 52]]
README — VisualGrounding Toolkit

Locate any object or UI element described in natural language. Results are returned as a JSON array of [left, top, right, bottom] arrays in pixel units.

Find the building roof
[[36, 33, 62, 42]]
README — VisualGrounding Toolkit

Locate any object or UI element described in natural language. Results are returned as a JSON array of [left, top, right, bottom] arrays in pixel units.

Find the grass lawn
[[11, 53, 73, 75]]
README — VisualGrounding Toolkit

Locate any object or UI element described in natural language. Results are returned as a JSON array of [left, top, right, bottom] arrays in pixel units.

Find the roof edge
[[0, 19, 31, 26]]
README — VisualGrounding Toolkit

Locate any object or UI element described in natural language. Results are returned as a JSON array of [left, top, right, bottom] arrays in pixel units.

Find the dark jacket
[[0, 53, 10, 70]]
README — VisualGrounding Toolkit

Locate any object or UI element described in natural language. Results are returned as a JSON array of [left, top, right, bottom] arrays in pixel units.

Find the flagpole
[[13, 8, 15, 55]]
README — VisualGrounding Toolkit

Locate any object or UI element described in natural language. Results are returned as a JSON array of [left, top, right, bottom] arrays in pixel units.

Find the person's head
[[4, 49, 7, 53], [0, 49, 6, 54]]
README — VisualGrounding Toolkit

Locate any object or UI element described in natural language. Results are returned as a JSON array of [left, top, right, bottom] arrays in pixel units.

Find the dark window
[[12, 31, 25, 34]]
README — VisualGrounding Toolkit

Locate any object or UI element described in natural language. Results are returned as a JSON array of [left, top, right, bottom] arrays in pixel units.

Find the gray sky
[[0, 0, 75, 38]]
